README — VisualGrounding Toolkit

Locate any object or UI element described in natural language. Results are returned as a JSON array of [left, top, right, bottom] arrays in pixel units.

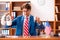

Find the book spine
[[55, 6, 59, 13], [55, 14, 58, 21], [5, 2, 9, 10]]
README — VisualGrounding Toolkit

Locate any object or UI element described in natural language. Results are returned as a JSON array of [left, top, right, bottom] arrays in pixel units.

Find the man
[[5, 3, 40, 36]]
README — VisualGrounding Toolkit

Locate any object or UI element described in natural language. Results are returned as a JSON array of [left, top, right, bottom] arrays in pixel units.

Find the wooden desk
[[0, 37, 60, 40]]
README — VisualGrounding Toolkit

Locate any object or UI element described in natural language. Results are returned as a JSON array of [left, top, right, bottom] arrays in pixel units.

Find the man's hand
[[4, 13, 9, 16], [36, 17, 41, 23]]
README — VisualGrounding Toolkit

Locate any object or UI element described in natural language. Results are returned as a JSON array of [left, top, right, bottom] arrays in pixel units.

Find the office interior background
[[0, 0, 55, 35], [0, 0, 60, 39]]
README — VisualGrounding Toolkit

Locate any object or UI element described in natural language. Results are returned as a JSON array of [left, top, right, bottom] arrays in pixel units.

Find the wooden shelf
[[41, 21, 54, 22], [0, 28, 16, 35], [12, 10, 22, 12], [55, 3, 60, 5], [0, 28, 15, 30], [0, 10, 9, 12], [56, 21, 60, 22], [56, 12, 60, 14], [56, 29, 60, 31]]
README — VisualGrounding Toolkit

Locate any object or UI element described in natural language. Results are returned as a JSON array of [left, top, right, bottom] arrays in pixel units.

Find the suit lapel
[[21, 16, 24, 26], [29, 15, 32, 29]]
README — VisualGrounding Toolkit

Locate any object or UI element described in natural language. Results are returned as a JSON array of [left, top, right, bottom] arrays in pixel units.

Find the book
[[13, 6, 21, 11], [11, 12, 16, 20], [55, 6, 59, 13], [0, 2, 9, 10], [5, 2, 10, 10], [55, 14, 58, 21], [58, 26, 60, 30]]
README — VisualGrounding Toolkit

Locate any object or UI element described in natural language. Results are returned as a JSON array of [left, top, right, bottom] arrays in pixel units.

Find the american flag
[[44, 21, 51, 35]]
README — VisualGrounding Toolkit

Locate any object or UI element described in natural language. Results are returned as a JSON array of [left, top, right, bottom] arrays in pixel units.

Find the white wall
[[31, 0, 54, 21], [0, 0, 54, 21]]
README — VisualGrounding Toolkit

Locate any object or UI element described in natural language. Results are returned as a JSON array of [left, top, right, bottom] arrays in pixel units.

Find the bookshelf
[[0, 28, 16, 35], [11, 1, 29, 17], [55, 0, 60, 35], [0, 2, 10, 19], [0, 2, 10, 28], [0, 1, 29, 27]]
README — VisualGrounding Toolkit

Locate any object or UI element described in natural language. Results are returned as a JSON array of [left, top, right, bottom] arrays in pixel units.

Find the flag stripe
[[45, 21, 51, 35]]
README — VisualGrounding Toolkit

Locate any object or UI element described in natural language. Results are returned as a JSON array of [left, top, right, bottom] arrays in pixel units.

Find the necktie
[[23, 17, 29, 36]]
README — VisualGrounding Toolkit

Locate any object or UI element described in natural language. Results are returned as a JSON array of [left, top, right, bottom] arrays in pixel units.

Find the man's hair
[[21, 3, 31, 11]]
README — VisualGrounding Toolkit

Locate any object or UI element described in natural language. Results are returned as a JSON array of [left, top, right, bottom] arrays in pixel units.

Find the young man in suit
[[5, 3, 41, 36]]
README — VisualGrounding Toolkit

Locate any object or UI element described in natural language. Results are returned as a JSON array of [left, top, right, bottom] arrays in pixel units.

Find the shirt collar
[[24, 15, 30, 19], [23, 12, 30, 19]]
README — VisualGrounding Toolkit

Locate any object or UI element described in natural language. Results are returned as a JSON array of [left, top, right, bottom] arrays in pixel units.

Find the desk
[[0, 37, 60, 40]]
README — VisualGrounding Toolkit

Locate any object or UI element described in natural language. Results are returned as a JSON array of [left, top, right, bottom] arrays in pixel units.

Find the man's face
[[23, 8, 31, 16]]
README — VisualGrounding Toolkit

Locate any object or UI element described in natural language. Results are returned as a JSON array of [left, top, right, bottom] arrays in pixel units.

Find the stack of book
[[11, 12, 16, 20], [0, 2, 10, 10], [13, 6, 21, 11]]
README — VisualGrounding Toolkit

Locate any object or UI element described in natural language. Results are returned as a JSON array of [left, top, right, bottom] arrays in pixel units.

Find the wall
[[0, 0, 55, 21], [31, 0, 54, 21]]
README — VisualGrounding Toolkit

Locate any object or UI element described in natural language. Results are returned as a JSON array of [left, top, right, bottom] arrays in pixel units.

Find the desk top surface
[[0, 36, 60, 40]]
